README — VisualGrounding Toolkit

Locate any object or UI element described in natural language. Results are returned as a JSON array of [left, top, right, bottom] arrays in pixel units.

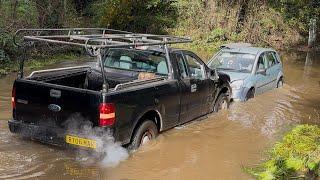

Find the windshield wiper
[[236, 69, 250, 73], [217, 67, 236, 71]]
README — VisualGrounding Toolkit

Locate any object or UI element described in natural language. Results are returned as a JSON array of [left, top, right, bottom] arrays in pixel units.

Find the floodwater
[[0, 51, 319, 180]]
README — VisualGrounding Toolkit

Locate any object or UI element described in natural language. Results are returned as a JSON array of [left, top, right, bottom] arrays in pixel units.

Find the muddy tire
[[277, 78, 283, 88], [128, 120, 158, 151], [245, 89, 254, 101], [214, 93, 230, 112]]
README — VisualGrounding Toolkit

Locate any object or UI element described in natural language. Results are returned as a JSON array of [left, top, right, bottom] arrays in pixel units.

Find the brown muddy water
[[0, 51, 319, 180]]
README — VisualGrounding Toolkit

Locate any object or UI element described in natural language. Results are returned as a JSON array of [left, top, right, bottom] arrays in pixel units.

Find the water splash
[[63, 114, 129, 168]]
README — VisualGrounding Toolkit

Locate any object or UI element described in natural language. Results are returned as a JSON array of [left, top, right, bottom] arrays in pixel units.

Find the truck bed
[[27, 66, 132, 91], [12, 66, 166, 131]]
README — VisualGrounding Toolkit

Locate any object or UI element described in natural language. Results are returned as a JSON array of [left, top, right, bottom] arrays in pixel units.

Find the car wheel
[[214, 93, 230, 112], [245, 89, 254, 101], [277, 78, 283, 88], [128, 120, 158, 151]]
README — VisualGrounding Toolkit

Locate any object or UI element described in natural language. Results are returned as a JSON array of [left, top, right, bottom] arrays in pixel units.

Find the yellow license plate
[[65, 135, 97, 149]]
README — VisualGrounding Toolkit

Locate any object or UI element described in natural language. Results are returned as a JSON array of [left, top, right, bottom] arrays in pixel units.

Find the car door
[[265, 51, 281, 89], [179, 51, 210, 124], [172, 52, 190, 124], [254, 52, 271, 94]]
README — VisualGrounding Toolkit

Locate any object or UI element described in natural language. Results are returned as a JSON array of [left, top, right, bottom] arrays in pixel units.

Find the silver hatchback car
[[208, 43, 284, 101]]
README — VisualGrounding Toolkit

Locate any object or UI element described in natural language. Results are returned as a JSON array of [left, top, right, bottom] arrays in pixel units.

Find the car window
[[184, 54, 205, 79], [104, 48, 168, 75], [257, 53, 268, 71], [271, 52, 280, 64], [265, 52, 277, 67], [175, 53, 188, 79], [209, 51, 255, 73]]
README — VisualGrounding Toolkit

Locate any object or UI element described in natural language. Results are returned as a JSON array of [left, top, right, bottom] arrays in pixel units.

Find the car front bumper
[[231, 87, 249, 102]]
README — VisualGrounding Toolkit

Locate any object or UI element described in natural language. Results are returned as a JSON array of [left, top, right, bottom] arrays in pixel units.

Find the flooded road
[[0, 51, 319, 179]]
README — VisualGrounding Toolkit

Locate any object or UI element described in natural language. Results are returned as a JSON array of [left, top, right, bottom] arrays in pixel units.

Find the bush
[[246, 125, 320, 179], [0, 49, 10, 63], [207, 28, 226, 42], [91, 0, 178, 33]]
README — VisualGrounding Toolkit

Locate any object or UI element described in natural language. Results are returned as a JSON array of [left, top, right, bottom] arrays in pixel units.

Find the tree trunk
[[11, 0, 18, 26], [35, 0, 47, 28], [236, 0, 248, 33], [308, 18, 317, 48]]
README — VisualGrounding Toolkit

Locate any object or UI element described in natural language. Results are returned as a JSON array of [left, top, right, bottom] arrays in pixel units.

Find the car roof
[[220, 43, 275, 55]]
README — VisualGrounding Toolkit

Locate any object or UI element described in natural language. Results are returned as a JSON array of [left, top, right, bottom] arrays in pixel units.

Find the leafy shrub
[[0, 49, 10, 63], [246, 125, 320, 179], [207, 28, 226, 42], [91, 0, 178, 33]]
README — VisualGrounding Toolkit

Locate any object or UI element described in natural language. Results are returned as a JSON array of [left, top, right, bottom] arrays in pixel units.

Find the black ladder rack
[[14, 28, 192, 55], [14, 28, 192, 95]]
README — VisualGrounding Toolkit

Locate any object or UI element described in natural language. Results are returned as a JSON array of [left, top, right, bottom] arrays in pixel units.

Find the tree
[[268, 0, 320, 35]]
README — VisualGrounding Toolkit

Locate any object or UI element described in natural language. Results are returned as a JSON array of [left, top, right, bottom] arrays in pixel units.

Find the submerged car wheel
[[245, 89, 254, 101], [214, 93, 230, 112], [128, 120, 158, 151], [277, 78, 284, 88]]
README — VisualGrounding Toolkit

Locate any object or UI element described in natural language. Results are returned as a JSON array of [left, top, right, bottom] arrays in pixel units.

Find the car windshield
[[104, 48, 168, 75], [209, 51, 256, 73]]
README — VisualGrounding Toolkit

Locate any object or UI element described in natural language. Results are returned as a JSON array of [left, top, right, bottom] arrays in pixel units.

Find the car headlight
[[231, 80, 244, 90]]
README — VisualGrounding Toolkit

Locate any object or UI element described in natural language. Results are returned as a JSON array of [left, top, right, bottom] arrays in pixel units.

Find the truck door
[[173, 52, 189, 124], [178, 51, 210, 124]]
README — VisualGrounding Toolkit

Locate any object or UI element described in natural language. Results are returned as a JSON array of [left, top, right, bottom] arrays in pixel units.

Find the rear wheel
[[128, 120, 158, 151], [214, 93, 230, 112], [277, 78, 283, 88], [245, 89, 254, 101]]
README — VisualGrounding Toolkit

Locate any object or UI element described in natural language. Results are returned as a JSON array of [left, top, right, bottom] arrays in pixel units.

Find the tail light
[[12, 86, 16, 109], [99, 103, 115, 127]]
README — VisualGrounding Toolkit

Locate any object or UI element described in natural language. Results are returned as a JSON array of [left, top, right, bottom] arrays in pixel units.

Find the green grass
[[0, 54, 80, 77], [246, 125, 320, 179]]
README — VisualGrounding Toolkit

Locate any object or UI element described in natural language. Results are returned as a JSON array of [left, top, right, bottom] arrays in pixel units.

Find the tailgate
[[14, 79, 101, 128]]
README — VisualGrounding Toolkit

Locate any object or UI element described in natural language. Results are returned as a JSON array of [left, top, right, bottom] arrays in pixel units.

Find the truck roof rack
[[14, 28, 191, 92], [14, 28, 192, 55]]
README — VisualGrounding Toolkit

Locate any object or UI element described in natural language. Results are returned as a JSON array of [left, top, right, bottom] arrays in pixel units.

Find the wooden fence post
[[308, 18, 317, 48]]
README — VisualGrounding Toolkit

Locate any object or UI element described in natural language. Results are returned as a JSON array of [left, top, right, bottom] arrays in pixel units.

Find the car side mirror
[[209, 69, 219, 81], [256, 68, 266, 75]]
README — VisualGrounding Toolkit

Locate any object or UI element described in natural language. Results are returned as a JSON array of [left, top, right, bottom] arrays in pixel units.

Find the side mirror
[[209, 69, 219, 81], [256, 68, 266, 76]]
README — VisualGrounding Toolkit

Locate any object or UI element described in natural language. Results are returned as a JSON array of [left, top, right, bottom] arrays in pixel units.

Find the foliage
[[268, 0, 320, 36], [0, 0, 318, 76], [170, 0, 303, 59], [91, 0, 178, 33], [0, 53, 80, 76], [246, 125, 320, 179], [207, 28, 226, 42], [0, 0, 39, 28]]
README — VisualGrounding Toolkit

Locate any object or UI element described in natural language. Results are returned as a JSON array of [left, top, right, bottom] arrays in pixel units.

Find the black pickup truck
[[9, 29, 231, 150]]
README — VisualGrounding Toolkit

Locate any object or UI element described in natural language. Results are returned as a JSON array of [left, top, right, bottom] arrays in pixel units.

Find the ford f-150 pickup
[[8, 28, 231, 150]]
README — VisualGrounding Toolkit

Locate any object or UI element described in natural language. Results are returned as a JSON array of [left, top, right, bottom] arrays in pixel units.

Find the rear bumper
[[8, 119, 69, 147]]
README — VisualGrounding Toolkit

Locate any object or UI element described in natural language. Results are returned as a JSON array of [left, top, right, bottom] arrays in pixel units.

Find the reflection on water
[[0, 51, 319, 179]]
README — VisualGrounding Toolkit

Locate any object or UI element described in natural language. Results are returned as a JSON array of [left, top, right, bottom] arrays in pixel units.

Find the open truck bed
[[10, 66, 166, 146]]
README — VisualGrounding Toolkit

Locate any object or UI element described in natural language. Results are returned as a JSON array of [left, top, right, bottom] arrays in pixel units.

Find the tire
[[277, 78, 283, 88], [213, 93, 230, 112], [128, 120, 158, 151], [245, 89, 254, 101]]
